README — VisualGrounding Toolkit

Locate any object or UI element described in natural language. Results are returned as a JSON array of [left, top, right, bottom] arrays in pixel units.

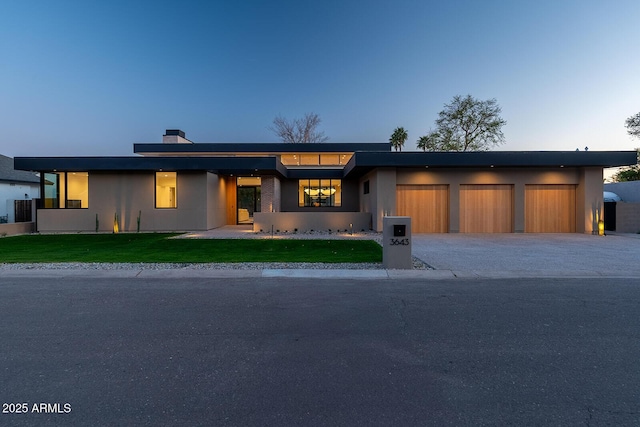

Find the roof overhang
[[15, 151, 637, 180], [343, 151, 638, 178], [13, 156, 288, 178]]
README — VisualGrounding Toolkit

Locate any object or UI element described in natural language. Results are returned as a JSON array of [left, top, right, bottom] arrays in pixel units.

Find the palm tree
[[417, 131, 439, 151], [390, 127, 408, 152]]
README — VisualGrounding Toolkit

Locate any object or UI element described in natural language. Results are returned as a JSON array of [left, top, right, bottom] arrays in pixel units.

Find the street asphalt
[[1, 232, 640, 425], [1, 276, 639, 426]]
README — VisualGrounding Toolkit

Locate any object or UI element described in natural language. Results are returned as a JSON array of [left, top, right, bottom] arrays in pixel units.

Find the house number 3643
[[390, 238, 410, 246]]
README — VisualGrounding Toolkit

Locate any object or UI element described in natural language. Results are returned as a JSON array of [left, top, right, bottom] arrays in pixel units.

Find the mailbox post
[[382, 216, 412, 269]]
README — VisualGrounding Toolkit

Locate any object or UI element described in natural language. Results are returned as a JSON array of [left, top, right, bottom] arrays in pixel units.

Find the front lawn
[[0, 233, 382, 263]]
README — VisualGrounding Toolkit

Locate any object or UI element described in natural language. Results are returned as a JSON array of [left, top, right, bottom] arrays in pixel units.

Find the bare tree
[[418, 95, 506, 151], [270, 113, 329, 143]]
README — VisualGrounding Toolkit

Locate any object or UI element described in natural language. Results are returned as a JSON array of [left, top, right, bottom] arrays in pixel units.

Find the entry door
[[237, 186, 261, 224]]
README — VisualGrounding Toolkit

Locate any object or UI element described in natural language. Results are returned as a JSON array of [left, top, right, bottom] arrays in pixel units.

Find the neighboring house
[[14, 130, 637, 234], [603, 181, 640, 233], [0, 154, 39, 223]]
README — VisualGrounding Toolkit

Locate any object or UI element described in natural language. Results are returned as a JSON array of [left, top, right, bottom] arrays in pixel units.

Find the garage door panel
[[460, 185, 513, 233], [396, 185, 449, 233], [525, 185, 576, 233]]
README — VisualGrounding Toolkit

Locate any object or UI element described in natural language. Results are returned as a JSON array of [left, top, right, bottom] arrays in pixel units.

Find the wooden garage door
[[460, 184, 513, 233], [396, 185, 449, 233], [525, 184, 576, 233]]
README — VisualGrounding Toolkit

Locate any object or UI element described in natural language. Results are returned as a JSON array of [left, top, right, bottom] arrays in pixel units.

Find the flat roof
[[133, 142, 391, 155], [343, 151, 638, 177], [15, 151, 637, 180], [13, 157, 289, 178]]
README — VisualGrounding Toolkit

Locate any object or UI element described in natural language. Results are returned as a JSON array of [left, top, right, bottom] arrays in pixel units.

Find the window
[[156, 172, 177, 208], [363, 180, 370, 194], [43, 172, 88, 208], [298, 179, 341, 207]]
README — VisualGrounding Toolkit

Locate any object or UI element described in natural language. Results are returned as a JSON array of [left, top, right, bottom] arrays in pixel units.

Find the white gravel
[[0, 262, 382, 270], [0, 257, 429, 271]]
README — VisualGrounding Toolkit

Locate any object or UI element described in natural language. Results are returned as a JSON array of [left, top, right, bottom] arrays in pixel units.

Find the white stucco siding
[[0, 182, 39, 222]]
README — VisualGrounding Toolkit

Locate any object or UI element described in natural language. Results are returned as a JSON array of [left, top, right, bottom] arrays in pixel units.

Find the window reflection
[[298, 179, 341, 207]]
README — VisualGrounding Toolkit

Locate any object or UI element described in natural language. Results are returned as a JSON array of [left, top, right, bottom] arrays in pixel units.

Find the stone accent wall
[[615, 202, 640, 233], [260, 176, 281, 213]]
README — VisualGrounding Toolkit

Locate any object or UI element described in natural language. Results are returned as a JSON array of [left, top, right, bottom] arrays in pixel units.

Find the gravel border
[[0, 257, 430, 271], [0, 262, 381, 270]]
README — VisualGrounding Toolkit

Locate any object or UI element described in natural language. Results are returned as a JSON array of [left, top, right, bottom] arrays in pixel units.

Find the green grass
[[0, 233, 382, 263]]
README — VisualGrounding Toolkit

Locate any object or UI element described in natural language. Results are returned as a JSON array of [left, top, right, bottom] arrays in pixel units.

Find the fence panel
[[14, 200, 32, 223]]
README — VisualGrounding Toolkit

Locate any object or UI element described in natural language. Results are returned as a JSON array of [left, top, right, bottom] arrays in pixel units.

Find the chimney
[[162, 129, 193, 144]]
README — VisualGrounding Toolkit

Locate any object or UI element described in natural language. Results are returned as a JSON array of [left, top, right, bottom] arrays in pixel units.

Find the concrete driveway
[[411, 233, 640, 275]]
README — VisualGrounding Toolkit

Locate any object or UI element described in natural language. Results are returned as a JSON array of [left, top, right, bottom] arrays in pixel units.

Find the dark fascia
[[13, 156, 288, 178], [343, 151, 638, 178], [285, 168, 344, 179], [133, 142, 391, 154], [16, 150, 635, 181]]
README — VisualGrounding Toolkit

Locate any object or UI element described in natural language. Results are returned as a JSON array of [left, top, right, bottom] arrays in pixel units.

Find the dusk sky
[[2, 0, 639, 157]]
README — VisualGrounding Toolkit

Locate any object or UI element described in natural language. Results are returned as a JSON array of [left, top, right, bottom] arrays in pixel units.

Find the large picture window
[[298, 179, 341, 207], [156, 172, 177, 208], [43, 172, 88, 208]]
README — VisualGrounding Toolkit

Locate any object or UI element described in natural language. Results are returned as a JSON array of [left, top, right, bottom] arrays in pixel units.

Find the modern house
[[14, 130, 637, 234], [0, 154, 39, 224]]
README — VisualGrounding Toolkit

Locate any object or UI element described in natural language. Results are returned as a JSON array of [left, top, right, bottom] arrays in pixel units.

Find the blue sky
[[1, 0, 639, 157]]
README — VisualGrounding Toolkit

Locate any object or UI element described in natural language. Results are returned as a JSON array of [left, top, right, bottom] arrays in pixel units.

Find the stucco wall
[[578, 167, 604, 234], [207, 173, 227, 229], [615, 202, 640, 233], [0, 221, 34, 236], [253, 212, 371, 233], [604, 181, 640, 202], [359, 168, 396, 232], [37, 171, 212, 232]]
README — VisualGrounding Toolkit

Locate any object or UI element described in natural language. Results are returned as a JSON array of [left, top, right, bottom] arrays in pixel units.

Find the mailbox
[[383, 216, 412, 269]]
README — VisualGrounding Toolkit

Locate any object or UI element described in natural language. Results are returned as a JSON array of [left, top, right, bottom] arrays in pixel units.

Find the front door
[[236, 177, 261, 224]]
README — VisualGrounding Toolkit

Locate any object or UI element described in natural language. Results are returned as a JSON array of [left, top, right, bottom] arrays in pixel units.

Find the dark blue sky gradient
[[1, 0, 639, 156]]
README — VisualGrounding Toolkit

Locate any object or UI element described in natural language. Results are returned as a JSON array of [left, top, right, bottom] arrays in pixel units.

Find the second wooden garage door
[[525, 184, 576, 232], [396, 185, 449, 233], [460, 184, 514, 233]]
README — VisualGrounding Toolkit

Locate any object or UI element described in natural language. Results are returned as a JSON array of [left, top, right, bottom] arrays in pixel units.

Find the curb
[[1, 268, 639, 280]]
